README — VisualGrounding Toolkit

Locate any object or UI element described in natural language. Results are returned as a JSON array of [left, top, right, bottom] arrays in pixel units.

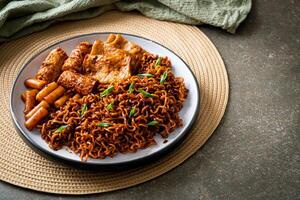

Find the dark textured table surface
[[1, 0, 299, 199]]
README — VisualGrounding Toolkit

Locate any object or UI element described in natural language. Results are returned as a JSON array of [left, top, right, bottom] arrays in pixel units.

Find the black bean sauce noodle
[[40, 53, 188, 160]]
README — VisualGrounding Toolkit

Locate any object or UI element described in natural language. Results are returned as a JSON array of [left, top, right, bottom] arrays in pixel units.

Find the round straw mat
[[0, 11, 228, 194]]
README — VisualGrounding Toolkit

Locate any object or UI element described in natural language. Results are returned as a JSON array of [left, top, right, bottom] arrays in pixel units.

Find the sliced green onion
[[160, 71, 168, 84], [129, 107, 136, 118], [107, 102, 114, 110], [128, 82, 135, 93], [147, 120, 159, 126], [55, 125, 68, 133], [100, 86, 114, 97], [154, 57, 161, 67], [80, 104, 88, 117], [137, 73, 154, 78], [97, 122, 112, 127], [138, 89, 153, 98]]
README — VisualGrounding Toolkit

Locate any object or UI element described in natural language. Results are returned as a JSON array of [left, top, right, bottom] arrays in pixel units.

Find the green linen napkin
[[0, 0, 251, 42]]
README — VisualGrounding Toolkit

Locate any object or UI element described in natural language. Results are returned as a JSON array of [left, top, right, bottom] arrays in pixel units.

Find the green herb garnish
[[137, 73, 154, 78], [97, 122, 112, 127], [100, 86, 114, 97], [154, 57, 161, 67], [160, 71, 168, 84], [129, 107, 136, 117], [80, 104, 88, 117], [128, 82, 135, 93], [138, 89, 153, 98], [147, 120, 159, 126], [107, 102, 114, 110], [55, 125, 68, 133]]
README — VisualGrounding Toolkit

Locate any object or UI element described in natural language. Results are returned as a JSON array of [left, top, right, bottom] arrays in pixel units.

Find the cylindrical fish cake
[[25, 107, 48, 130], [25, 100, 50, 120], [24, 79, 47, 90], [54, 95, 70, 108], [44, 86, 65, 104], [36, 82, 58, 102], [23, 89, 38, 114]]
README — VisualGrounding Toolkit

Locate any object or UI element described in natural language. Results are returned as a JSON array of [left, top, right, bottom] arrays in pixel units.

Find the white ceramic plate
[[10, 33, 200, 166]]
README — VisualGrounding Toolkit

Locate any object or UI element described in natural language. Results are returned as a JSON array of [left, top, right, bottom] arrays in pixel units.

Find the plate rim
[[9, 32, 200, 166]]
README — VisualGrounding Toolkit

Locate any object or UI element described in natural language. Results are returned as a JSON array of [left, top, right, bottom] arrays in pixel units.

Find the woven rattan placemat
[[0, 11, 228, 194]]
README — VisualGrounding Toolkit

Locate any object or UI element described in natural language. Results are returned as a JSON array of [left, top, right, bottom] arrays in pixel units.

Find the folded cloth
[[0, 0, 251, 42]]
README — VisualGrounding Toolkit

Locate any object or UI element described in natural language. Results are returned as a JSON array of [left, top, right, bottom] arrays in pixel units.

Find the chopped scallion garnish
[[129, 107, 136, 117], [147, 120, 159, 126], [100, 86, 114, 97], [97, 122, 112, 127], [138, 89, 153, 98], [55, 125, 68, 133], [80, 104, 88, 117], [160, 71, 168, 84], [107, 102, 114, 110], [154, 57, 161, 67], [128, 82, 135, 93], [137, 73, 154, 78]]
